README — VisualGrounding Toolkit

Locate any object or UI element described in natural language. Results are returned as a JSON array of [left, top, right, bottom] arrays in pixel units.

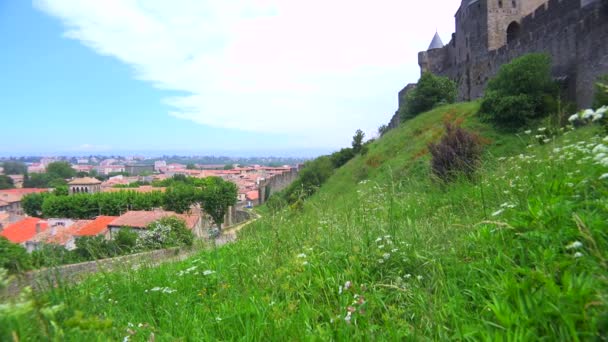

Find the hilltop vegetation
[[2, 99, 607, 340]]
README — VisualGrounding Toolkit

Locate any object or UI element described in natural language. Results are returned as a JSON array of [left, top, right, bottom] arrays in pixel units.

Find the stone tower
[[486, 0, 547, 50]]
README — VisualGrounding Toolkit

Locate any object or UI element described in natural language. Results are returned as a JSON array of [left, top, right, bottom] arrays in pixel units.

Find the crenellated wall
[[257, 168, 299, 205], [418, 0, 608, 108]]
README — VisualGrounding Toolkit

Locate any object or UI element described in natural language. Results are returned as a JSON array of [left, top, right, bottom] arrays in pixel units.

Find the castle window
[[506, 21, 521, 43], [498, 0, 503, 8], [511, 0, 516, 7]]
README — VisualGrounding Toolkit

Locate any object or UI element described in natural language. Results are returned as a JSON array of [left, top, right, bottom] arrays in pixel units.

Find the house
[[0, 188, 49, 215], [68, 177, 102, 195], [0, 217, 48, 246], [245, 190, 260, 208], [25, 216, 117, 252], [107, 210, 203, 238]]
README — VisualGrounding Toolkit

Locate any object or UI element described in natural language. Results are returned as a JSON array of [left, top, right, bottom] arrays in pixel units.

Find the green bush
[[31, 244, 80, 268], [0, 237, 32, 273], [593, 75, 608, 108], [136, 216, 194, 251], [480, 53, 557, 130], [403, 72, 457, 119]]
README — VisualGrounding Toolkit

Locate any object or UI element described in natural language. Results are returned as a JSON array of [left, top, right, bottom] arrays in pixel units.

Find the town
[[0, 156, 301, 256]]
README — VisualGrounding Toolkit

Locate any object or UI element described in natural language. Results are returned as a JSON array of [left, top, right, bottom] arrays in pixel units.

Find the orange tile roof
[[0, 217, 48, 243], [35, 220, 91, 245], [109, 210, 199, 230], [246, 190, 259, 201], [74, 216, 117, 236], [0, 188, 48, 196]]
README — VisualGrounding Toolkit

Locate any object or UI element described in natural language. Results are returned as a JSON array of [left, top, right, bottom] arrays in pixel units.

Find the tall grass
[[1, 103, 607, 340]]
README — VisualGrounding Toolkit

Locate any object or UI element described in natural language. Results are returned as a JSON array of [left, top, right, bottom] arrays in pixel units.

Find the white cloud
[[34, 0, 458, 148]]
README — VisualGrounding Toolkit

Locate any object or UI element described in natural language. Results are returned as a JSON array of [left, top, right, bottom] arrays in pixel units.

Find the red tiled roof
[[0, 188, 48, 196], [74, 216, 117, 236], [109, 210, 199, 230], [0, 217, 48, 243], [246, 190, 259, 201], [36, 220, 91, 245]]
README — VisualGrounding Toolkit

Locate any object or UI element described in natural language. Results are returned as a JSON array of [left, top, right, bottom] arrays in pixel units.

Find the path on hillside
[[214, 212, 261, 247]]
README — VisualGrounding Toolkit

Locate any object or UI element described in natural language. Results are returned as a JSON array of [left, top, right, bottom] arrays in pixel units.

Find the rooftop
[[109, 210, 200, 230], [0, 217, 48, 243], [68, 177, 102, 185]]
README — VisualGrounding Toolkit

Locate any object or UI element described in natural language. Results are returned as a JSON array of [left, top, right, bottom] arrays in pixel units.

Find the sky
[[0, 0, 459, 157]]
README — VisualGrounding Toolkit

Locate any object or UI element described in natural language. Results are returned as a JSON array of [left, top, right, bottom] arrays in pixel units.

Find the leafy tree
[[199, 177, 237, 230], [223, 164, 233, 170], [403, 72, 457, 119], [480, 53, 557, 130], [378, 124, 389, 136], [163, 184, 199, 214], [330, 148, 355, 168], [0, 175, 14, 189], [1, 161, 27, 175], [46, 161, 76, 179], [0, 237, 32, 274], [352, 129, 365, 154], [22, 192, 51, 217], [186, 163, 197, 170], [23, 173, 51, 188], [283, 156, 334, 203], [593, 75, 608, 108]]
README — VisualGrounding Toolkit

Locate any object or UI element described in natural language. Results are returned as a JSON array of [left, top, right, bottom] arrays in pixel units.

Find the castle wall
[[423, 0, 608, 108]]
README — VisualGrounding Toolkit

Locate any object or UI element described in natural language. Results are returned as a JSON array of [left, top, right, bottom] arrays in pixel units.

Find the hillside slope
[[2, 103, 607, 340]]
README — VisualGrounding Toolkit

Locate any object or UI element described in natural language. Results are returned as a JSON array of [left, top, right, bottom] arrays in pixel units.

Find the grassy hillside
[[2, 102, 607, 341]]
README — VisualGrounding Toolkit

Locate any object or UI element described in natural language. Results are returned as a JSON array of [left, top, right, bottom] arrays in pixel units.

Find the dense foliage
[[428, 123, 482, 182], [593, 75, 608, 109], [1, 161, 27, 175], [0, 237, 31, 274], [0, 175, 14, 189], [480, 53, 557, 130], [135, 216, 194, 250], [402, 72, 457, 120]]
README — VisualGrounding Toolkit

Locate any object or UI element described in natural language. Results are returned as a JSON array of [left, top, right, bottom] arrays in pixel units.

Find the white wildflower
[[568, 114, 579, 123], [599, 173, 608, 180], [582, 109, 595, 119], [592, 144, 608, 154], [391, 248, 398, 253], [538, 127, 547, 132], [597, 106, 608, 114], [603, 136, 608, 142], [416, 275, 423, 281], [216, 317, 222, 322], [383, 253, 391, 260], [524, 130, 532, 134], [150, 287, 162, 292], [491, 209, 504, 217], [297, 253, 307, 258], [344, 281, 352, 290], [378, 245, 385, 249], [574, 252, 584, 258], [344, 311, 352, 323], [302, 261, 309, 266], [123, 337, 130, 342], [566, 241, 583, 250], [203, 270, 215, 276], [375, 237, 382, 243], [339, 286, 343, 295], [378, 259, 384, 264], [404, 274, 412, 279], [543, 139, 551, 144]]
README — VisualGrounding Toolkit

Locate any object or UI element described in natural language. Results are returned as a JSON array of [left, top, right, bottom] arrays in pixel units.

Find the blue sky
[[0, 0, 458, 157]]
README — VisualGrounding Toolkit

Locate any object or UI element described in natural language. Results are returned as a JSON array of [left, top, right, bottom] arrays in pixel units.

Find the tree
[[0, 175, 14, 189], [46, 161, 76, 179], [330, 148, 355, 168], [199, 177, 237, 231], [136, 217, 194, 250], [403, 72, 457, 119], [22, 192, 51, 217], [163, 184, 199, 214], [0, 237, 32, 274], [480, 53, 557, 130], [378, 124, 389, 136], [352, 129, 365, 154], [23, 173, 51, 188], [186, 163, 197, 170], [223, 164, 234, 170], [1, 161, 27, 175], [114, 229, 138, 254]]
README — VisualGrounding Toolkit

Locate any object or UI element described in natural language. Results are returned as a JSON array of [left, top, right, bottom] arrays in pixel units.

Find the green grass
[[2, 102, 607, 341]]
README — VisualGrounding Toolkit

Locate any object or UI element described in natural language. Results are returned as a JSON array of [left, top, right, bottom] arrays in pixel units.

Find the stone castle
[[388, 0, 608, 129]]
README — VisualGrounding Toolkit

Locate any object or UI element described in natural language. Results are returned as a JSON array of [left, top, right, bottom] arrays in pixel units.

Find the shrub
[[593, 75, 608, 108], [136, 216, 194, 251], [403, 72, 457, 119], [428, 123, 482, 182], [480, 53, 557, 130], [0, 237, 32, 273], [31, 244, 80, 268], [114, 229, 138, 254]]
